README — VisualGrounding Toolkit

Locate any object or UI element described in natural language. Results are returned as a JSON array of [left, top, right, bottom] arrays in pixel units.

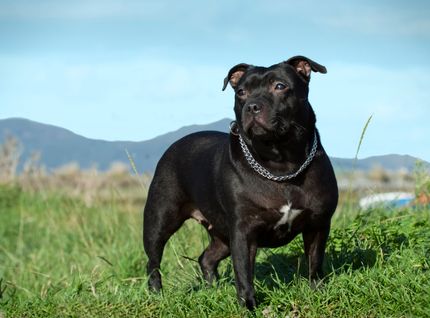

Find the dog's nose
[[246, 103, 262, 114]]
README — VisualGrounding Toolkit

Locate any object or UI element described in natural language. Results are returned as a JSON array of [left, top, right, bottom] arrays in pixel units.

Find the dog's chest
[[274, 202, 303, 231], [246, 184, 307, 232]]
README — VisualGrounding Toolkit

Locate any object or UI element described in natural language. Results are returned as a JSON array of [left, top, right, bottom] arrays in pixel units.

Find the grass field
[[1, 184, 429, 317]]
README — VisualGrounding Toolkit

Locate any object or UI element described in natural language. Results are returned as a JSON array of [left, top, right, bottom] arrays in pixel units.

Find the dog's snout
[[246, 103, 262, 114]]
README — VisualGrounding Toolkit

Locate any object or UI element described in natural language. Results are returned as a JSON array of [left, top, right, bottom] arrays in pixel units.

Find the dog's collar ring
[[229, 121, 240, 136], [238, 131, 318, 182]]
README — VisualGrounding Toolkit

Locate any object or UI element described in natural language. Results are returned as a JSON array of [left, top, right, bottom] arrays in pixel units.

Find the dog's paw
[[239, 293, 257, 310], [309, 277, 324, 290]]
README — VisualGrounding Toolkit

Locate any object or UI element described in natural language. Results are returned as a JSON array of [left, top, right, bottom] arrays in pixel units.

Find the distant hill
[[0, 117, 231, 173], [0, 117, 428, 174], [331, 155, 426, 172]]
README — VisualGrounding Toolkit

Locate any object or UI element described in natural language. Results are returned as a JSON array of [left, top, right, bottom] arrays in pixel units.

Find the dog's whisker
[[291, 121, 307, 132]]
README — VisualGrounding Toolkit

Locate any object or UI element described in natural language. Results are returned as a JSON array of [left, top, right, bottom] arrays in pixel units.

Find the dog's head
[[223, 56, 326, 149]]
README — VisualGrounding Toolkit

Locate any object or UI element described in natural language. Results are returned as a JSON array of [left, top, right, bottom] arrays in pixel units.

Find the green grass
[[1, 186, 429, 317]]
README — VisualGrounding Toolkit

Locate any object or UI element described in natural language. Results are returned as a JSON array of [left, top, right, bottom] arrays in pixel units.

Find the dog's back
[[149, 130, 229, 191]]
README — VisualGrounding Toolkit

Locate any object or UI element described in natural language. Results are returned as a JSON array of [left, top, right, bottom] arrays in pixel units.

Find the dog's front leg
[[302, 225, 330, 288], [230, 226, 258, 310]]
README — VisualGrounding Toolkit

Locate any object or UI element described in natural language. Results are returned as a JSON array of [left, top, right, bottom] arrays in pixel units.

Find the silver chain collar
[[237, 131, 318, 182]]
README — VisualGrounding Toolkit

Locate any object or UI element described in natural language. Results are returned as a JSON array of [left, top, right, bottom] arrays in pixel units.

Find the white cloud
[[0, 0, 224, 22], [314, 2, 430, 37], [257, 1, 430, 37], [0, 0, 168, 19]]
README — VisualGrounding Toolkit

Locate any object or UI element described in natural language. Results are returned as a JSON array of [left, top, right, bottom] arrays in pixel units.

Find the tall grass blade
[[125, 148, 147, 192], [353, 114, 373, 166], [343, 114, 373, 225]]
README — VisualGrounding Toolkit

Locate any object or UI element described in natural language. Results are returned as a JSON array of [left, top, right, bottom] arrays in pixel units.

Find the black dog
[[143, 56, 338, 309]]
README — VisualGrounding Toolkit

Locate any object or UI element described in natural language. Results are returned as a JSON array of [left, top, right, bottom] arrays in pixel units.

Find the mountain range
[[0, 117, 427, 174]]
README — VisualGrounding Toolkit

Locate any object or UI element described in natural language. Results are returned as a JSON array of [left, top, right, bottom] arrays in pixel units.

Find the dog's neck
[[239, 126, 319, 181], [250, 128, 317, 164]]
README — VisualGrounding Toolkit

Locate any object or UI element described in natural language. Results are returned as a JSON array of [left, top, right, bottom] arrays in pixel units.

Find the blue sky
[[1, 0, 429, 161]]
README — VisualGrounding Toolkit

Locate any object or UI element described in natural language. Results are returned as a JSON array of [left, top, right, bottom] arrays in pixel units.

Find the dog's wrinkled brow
[[243, 70, 291, 89]]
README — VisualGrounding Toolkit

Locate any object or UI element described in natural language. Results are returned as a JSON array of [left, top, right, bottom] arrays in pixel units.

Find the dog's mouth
[[243, 113, 290, 140], [242, 114, 307, 145], [243, 116, 272, 139]]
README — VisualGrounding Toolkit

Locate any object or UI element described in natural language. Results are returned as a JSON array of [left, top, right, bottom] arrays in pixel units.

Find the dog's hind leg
[[143, 194, 187, 292], [198, 234, 230, 283]]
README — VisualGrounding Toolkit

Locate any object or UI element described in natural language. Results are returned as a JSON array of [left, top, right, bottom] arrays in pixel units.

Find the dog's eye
[[236, 89, 246, 97], [274, 83, 287, 90]]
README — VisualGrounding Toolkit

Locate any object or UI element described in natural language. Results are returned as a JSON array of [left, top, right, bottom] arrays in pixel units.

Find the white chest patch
[[274, 202, 302, 231]]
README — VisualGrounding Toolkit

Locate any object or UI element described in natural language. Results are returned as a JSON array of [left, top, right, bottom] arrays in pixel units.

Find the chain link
[[238, 131, 318, 182]]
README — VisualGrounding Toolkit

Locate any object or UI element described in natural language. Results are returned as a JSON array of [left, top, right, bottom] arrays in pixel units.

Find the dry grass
[[0, 135, 21, 182], [0, 136, 150, 208], [18, 162, 151, 207]]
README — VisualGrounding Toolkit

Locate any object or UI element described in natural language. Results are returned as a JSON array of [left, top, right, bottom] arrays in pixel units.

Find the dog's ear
[[222, 63, 251, 91], [285, 56, 327, 82]]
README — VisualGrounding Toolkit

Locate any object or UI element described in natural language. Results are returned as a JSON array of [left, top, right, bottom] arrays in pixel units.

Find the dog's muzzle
[[245, 103, 262, 115]]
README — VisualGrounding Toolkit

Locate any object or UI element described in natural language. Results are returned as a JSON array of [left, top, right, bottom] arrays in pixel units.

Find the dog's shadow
[[183, 229, 411, 295], [183, 245, 379, 294], [255, 252, 306, 287], [254, 246, 378, 290]]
